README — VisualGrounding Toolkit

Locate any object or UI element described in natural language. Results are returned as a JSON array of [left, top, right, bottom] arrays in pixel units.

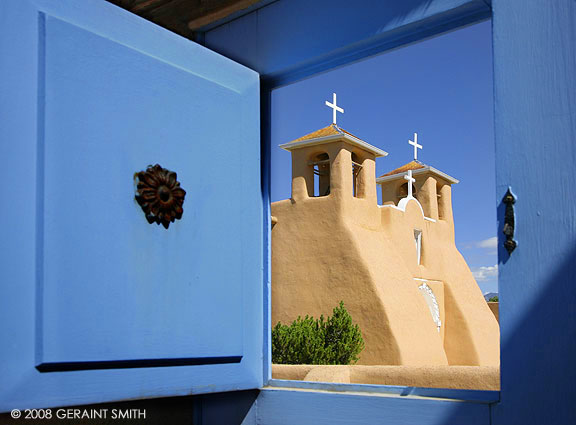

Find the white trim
[[417, 282, 442, 332], [413, 278, 442, 283], [397, 196, 425, 216], [376, 165, 459, 184], [379, 204, 403, 211], [279, 134, 389, 157], [379, 200, 437, 222]]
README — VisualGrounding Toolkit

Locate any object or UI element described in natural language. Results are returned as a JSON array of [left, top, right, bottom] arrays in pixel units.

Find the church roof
[[292, 124, 343, 141], [279, 124, 388, 158], [377, 160, 459, 184], [380, 160, 426, 177], [291, 124, 361, 142]]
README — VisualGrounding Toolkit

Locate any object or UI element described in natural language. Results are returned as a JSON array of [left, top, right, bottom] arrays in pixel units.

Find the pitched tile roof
[[380, 160, 426, 177], [280, 124, 388, 158], [291, 124, 366, 143], [377, 160, 459, 184]]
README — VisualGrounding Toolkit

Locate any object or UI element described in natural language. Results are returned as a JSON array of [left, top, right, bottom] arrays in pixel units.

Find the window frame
[[201, 1, 576, 422], [198, 0, 499, 406], [256, 16, 498, 405]]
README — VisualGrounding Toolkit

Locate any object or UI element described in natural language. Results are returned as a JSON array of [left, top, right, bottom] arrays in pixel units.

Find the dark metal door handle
[[502, 188, 517, 254]]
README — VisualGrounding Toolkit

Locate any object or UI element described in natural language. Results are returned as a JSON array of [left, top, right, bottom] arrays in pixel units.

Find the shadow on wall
[[195, 390, 259, 425], [441, 244, 576, 424], [491, 244, 576, 424]]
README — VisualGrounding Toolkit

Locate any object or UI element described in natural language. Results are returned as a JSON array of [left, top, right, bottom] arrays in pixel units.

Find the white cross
[[325, 92, 344, 125], [404, 170, 416, 198], [409, 133, 422, 161]]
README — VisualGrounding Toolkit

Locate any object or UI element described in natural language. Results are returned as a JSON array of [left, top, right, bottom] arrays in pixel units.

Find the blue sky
[[270, 21, 498, 294]]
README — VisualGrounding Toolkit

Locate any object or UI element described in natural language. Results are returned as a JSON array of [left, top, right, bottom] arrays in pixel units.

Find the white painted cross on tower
[[404, 170, 416, 199], [409, 132, 422, 161], [325, 92, 344, 125]]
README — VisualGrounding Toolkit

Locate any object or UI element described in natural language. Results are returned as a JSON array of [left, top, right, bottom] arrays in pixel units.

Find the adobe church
[[271, 96, 500, 366]]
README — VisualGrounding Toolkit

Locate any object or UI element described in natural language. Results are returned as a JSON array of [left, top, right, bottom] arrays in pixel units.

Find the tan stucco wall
[[488, 302, 499, 323], [272, 140, 500, 367], [380, 174, 447, 222], [272, 364, 500, 391]]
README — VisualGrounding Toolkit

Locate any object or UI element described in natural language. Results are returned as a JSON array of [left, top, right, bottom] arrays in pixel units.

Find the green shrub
[[272, 301, 365, 365], [488, 296, 499, 302]]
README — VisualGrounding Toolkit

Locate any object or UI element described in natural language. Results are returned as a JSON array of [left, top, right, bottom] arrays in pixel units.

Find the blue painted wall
[[492, 0, 576, 423], [205, 0, 491, 86], [255, 389, 491, 425]]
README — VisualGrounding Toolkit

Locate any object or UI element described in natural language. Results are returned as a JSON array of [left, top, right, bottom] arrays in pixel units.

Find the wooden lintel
[[132, 0, 166, 13], [188, 0, 262, 30], [308, 159, 330, 166]]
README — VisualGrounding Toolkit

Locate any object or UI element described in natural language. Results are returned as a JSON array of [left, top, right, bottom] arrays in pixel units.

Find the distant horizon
[[270, 21, 498, 293]]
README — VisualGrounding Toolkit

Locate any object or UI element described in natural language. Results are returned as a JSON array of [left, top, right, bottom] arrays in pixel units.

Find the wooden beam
[[107, 0, 266, 39], [132, 0, 167, 13], [188, 0, 262, 30]]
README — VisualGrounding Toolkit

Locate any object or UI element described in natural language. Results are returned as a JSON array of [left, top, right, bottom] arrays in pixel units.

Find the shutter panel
[[0, 0, 262, 409]]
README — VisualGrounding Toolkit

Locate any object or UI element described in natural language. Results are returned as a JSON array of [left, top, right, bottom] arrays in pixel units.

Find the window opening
[[270, 20, 497, 391], [310, 153, 330, 196], [352, 153, 362, 197], [414, 229, 422, 265], [398, 182, 416, 200]]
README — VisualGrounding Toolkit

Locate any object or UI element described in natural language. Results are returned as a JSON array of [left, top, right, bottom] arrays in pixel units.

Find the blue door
[[0, 0, 262, 409]]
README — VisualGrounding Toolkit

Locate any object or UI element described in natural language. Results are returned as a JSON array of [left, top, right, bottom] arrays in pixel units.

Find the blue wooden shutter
[[0, 0, 262, 409]]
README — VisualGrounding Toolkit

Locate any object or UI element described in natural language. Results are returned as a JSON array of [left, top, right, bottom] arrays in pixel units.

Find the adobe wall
[[379, 201, 500, 365], [271, 145, 499, 366], [272, 364, 500, 391], [488, 302, 499, 323]]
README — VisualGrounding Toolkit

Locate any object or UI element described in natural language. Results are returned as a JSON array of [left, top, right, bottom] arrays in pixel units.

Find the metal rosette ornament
[[135, 164, 186, 229]]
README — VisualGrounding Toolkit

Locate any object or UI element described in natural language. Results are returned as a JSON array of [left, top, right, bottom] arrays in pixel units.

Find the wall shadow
[[441, 245, 576, 424]]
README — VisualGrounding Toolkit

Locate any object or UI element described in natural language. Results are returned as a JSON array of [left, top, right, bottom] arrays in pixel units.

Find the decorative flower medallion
[[134, 164, 186, 229]]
